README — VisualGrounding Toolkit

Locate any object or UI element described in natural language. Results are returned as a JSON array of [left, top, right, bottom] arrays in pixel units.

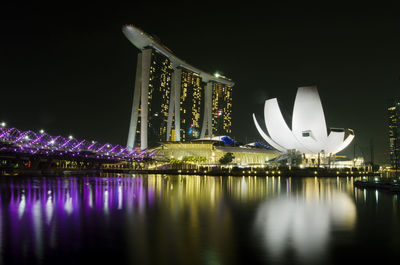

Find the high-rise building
[[388, 100, 400, 169], [178, 68, 203, 141], [123, 25, 234, 150], [125, 48, 173, 149], [211, 81, 233, 136], [147, 49, 173, 145]]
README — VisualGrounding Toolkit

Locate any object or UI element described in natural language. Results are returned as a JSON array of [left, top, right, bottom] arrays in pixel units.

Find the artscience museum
[[253, 86, 354, 158]]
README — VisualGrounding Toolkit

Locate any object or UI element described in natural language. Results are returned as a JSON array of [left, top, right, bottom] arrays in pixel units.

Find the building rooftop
[[122, 24, 235, 86]]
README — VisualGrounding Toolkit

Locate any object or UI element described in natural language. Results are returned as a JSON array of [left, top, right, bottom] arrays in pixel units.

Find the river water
[[0, 174, 398, 265]]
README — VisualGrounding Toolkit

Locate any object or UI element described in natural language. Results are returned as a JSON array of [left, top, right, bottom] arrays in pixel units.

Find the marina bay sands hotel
[[123, 25, 235, 150]]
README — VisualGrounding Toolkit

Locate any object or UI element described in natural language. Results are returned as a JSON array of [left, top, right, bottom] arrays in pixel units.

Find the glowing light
[[46, 195, 54, 224], [214, 72, 220, 78], [64, 194, 73, 215], [1, 122, 6, 127], [18, 194, 26, 219], [0, 126, 154, 161]]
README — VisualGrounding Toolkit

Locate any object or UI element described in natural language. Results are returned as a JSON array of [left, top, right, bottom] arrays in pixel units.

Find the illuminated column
[[139, 49, 152, 150], [166, 73, 175, 141], [207, 82, 212, 138], [127, 53, 143, 150], [200, 82, 212, 138], [166, 68, 182, 142], [173, 69, 182, 141]]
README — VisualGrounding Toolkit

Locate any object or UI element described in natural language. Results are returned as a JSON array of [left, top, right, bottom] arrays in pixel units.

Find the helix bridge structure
[[0, 127, 155, 164]]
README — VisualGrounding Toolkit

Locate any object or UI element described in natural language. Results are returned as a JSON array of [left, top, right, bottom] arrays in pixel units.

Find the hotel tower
[[123, 25, 234, 150]]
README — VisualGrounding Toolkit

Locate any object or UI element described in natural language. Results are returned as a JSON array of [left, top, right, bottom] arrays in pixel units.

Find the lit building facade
[[156, 141, 280, 165], [147, 49, 173, 146], [211, 82, 233, 136], [178, 69, 203, 141], [123, 25, 234, 150], [388, 100, 400, 169]]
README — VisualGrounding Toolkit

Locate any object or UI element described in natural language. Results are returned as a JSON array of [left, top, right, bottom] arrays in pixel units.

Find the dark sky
[[1, 1, 399, 164]]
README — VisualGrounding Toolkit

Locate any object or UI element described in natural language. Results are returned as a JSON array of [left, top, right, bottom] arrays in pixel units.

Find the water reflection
[[254, 185, 356, 264], [0, 175, 397, 265], [1, 175, 157, 264]]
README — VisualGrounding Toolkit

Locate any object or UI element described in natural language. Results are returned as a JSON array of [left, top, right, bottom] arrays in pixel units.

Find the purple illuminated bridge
[[0, 127, 155, 163]]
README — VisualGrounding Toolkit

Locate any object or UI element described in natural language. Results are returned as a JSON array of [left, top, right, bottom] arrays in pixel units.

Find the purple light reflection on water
[[0, 175, 156, 264]]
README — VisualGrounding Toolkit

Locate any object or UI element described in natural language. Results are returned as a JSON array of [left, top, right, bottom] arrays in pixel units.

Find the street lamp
[[1, 122, 6, 127]]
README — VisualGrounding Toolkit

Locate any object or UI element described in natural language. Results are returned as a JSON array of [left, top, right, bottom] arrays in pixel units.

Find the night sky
[[1, 2, 399, 164]]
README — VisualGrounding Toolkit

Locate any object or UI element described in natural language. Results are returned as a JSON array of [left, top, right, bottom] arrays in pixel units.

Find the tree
[[219, 152, 235, 165]]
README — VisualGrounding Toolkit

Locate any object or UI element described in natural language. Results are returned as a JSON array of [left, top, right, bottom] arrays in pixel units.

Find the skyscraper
[[211, 81, 233, 136], [123, 25, 234, 150], [178, 68, 203, 141], [388, 100, 400, 169], [148, 49, 173, 145], [125, 48, 173, 149]]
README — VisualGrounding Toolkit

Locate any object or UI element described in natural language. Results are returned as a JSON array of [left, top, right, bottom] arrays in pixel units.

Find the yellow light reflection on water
[[121, 175, 357, 265]]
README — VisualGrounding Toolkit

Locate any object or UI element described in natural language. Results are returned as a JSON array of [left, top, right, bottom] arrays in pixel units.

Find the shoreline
[[0, 168, 381, 178]]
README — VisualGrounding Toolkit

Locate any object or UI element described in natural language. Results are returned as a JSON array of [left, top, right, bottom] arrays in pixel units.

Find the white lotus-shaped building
[[253, 86, 354, 155]]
